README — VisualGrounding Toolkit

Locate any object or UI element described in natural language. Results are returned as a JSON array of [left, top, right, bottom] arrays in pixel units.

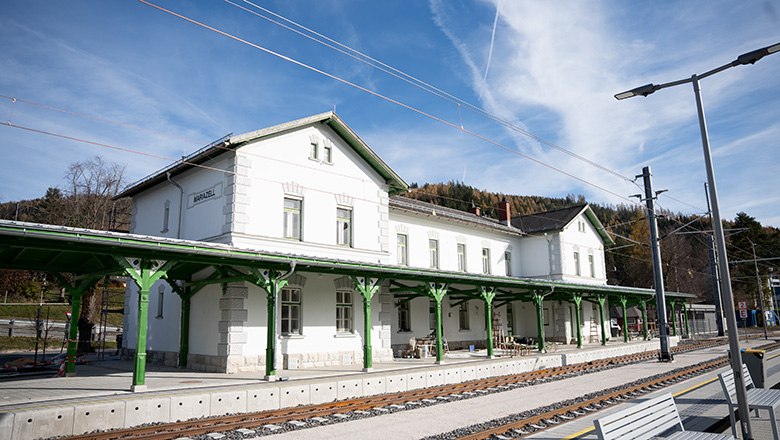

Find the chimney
[[468, 201, 481, 217], [498, 198, 511, 225]]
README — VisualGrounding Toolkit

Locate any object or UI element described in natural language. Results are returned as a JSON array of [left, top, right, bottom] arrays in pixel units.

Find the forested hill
[[404, 181, 780, 304]]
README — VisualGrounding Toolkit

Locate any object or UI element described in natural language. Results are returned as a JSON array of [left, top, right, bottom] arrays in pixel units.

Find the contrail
[[480, 0, 502, 99]]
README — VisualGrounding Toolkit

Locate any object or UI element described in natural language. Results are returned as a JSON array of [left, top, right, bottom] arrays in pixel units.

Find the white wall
[[388, 211, 517, 275], [229, 124, 389, 263], [131, 156, 232, 242], [559, 214, 607, 285]]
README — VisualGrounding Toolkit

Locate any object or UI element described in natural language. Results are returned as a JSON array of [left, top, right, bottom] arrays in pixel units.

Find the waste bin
[[741, 348, 766, 388]]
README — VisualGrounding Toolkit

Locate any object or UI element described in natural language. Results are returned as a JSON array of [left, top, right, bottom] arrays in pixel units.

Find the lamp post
[[615, 41, 780, 440]]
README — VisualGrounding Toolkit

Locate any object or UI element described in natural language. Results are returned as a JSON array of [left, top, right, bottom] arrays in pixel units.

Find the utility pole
[[635, 166, 673, 361], [750, 240, 768, 339], [704, 183, 725, 336]]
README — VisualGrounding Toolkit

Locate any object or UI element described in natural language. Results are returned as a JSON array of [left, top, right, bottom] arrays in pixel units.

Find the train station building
[[0, 112, 694, 391]]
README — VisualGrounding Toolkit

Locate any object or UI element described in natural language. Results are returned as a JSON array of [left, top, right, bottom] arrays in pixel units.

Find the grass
[[0, 335, 63, 351], [0, 336, 116, 353], [1, 286, 125, 327]]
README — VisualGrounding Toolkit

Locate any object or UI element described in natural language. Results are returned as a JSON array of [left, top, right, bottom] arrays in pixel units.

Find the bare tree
[[62, 156, 130, 231]]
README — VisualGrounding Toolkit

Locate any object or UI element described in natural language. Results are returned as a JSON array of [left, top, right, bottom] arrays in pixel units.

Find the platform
[[0, 337, 676, 439]]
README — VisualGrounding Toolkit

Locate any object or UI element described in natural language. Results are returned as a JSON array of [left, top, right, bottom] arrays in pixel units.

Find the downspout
[[166, 172, 184, 239]]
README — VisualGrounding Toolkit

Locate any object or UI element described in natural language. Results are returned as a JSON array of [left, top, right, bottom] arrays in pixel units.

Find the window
[[398, 301, 411, 332], [457, 243, 467, 271], [310, 139, 319, 160], [336, 207, 352, 246], [161, 200, 170, 233], [156, 285, 164, 318], [458, 301, 470, 330], [589, 254, 596, 278], [336, 290, 353, 333], [482, 248, 491, 274], [281, 288, 302, 335], [574, 251, 581, 276], [429, 300, 436, 330], [578, 220, 586, 233], [324, 143, 333, 163], [429, 239, 439, 269], [506, 303, 514, 335], [504, 251, 512, 276], [397, 234, 408, 266], [283, 198, 302, 240]]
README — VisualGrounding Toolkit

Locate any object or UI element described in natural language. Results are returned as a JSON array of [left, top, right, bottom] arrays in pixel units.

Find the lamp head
[[614, 83, 658, 100], [733, 42, 780, 66]]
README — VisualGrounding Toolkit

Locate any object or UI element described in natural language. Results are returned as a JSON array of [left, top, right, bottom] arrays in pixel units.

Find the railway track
[[65, 338, 757, 440]]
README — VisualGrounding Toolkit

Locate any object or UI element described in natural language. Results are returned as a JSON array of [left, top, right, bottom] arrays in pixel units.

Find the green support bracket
[[51, 273, 101, 377], [352, 276, 381, 372], [641, 300, 649, 341], [425, 282, 448, 364], [115, 257, 173, 392], [682, 302, 690, 337], [571, 293, 583, 349], [478, 287, 497, 358], [531, 291, 545, 352], [248, 264, 295, 380], [669, 299, 678, 336], [595, 295, 607, 346], [618, 295, 629, 343]]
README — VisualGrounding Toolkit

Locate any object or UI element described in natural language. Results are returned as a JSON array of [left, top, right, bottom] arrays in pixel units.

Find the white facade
[[122, 113, 615, 373]]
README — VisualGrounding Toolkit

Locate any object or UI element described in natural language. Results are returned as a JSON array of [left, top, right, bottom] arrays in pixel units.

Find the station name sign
[[188, 182, 223, 209]]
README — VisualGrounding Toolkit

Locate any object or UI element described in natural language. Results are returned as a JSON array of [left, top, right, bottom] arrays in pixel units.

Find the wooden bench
[[718, 364, 780, 439], [593, 392, 735, 439]]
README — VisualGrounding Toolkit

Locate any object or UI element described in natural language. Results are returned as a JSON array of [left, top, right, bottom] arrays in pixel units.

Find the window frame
[[396, 234, 408, 266], [428, 238, 439, 269], [574, 251, 581, 276], [504, 250, 512, 276], [283, 197, 302, 240], [323, 143, 333, 163], [156, 284, 164, 319], [429, 300, 436, 330], [482, 247, 491, 274], [281, 287, 302, 335], [458, 301, 470, 331], [398, 300, 411, 332], [457, 243, 467, 272], [335, 290, 353, 333], [589, 254, 596, 278], [336, 207, 352, 247]]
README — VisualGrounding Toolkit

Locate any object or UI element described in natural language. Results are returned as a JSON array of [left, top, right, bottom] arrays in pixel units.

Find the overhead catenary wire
[[139, 0, 645, 208], [227, 0, 643, 188]]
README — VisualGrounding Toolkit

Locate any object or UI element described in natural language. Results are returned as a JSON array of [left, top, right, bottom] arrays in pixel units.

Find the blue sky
[[1, 1, 779, 227]]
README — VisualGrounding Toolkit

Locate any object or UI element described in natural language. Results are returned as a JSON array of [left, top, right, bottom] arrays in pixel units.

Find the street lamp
[[615, 41, 780, 440]]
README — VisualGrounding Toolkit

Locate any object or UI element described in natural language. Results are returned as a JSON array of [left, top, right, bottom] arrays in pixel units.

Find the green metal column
[[682, 302, 690, 337], [572, 293, 583, 349], [532, 291, 545, 352], [641, 300, 648, 341], [425, 283, 448, 364], [353, 277, 380, 372], [478, 287, 497, 358], [116, 258, 172, 392], [179, 294, 191, 367], [670, 299, 678, 336], [249, 267, 294, 380], [596, 295, 607, 345], [619, 295, 629, 343], [53, 274, 100, 376]]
